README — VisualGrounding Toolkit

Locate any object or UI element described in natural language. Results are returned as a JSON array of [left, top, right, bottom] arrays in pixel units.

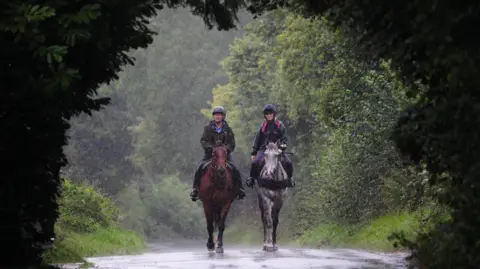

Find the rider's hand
[[250, 155, 255, 161]]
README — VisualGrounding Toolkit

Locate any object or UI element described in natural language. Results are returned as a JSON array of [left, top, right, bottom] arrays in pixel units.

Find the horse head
[[262, 141, 282, 179], [211, 142, 228, 179]]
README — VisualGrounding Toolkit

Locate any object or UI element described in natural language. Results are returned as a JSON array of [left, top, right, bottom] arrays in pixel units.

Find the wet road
[[60, 242, 409, 269]]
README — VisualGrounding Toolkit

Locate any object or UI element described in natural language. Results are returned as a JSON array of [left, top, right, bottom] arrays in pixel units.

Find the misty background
[[59, 8, 431, 245]]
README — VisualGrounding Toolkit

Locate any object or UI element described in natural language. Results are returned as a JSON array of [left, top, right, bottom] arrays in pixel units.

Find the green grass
[[43, 227, 146, 264], [348, 211, 422, 251], [220, 208, 448, 252], [296, 209, 438, 252], [295, 223, 355, 248]]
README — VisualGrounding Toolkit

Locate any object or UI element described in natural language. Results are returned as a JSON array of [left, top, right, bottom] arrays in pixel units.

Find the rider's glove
[[279, 144, 287, 150]]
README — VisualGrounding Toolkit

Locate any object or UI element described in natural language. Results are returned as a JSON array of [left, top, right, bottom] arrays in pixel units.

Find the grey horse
[[253, 141, 289, 252]]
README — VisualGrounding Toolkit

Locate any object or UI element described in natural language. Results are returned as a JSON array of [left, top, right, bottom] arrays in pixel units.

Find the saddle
[[257, 156, 289, 190]]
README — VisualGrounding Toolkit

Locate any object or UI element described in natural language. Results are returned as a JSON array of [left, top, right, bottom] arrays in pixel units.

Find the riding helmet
[[263, 104, 276, 114], [212, 106, 226, 116]]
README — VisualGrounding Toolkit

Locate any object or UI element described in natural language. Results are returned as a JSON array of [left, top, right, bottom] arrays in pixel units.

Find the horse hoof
[[263, 245, 275, 252], [215, 247, 224, 254], [273, 245, 279, 252], [206, 242, 215, 251]]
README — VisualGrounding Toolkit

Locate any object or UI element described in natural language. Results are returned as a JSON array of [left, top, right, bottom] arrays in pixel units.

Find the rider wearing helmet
[[190, 106, 246, 201], [246, 104, 295, 188]]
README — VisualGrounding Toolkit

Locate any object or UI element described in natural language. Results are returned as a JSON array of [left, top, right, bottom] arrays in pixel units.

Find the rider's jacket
[[251, 119, 288, 155], [200, 120, 236, 154]]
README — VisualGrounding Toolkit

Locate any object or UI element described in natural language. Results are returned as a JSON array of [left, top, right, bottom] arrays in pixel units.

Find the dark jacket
[[200, 120, 236, 153], [251, 119, 288, 155]]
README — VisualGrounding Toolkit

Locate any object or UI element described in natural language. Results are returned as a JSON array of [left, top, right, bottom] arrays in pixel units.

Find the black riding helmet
[[263, 104, 276, 115]]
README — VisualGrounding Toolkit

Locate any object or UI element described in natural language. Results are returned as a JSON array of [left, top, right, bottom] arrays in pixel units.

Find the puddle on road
[[59, 247, 407, 269]]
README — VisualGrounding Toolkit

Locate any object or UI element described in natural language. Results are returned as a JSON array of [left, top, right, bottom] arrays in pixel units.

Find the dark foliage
[[0, 0, 242, 266], [238, 1, 480, 267]]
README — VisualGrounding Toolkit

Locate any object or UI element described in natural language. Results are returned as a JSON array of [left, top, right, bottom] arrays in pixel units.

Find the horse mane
[[265, 142, 278, 151]]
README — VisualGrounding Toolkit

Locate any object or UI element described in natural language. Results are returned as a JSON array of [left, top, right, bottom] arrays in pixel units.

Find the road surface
[[60, 241, 409, 269]]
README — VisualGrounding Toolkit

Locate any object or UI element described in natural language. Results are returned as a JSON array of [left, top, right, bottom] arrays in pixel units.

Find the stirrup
[[236, 189, 245, 200], [246, 177, 255, 188]]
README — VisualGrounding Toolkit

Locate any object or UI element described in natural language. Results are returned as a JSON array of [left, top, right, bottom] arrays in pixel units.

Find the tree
[[206, 12, 418, 236], [217, 1, 480, 267], [63, 87, 138, 195], [0, 0, 247, 266]]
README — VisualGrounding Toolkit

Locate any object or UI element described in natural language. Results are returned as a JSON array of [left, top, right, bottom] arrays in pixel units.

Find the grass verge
[[43, 227, 146, 264], [224, 208, 444, 252], [41, 179, 147, 265], [296, 209, 440, 252]]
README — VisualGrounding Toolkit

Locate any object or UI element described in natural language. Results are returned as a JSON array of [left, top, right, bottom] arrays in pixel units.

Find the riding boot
[[190, 164, 203, 201], [284, 162, 295, 187], [230, 166, 245, 200], [246, 163, 257, 188]]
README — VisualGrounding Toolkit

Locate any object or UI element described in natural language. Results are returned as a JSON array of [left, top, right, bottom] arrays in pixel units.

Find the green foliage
[[0, 0, 250, 265], [64, 8, 249, 191], [297, 210, 424, 251], [63, 88, 138, 195], [207, 12, 423, 239], [57, 180, 119, 233], [43, 227, 145, 264], [62, 9, 250, 243], [234, 1, 480, 267], [117, 174, 204, 239], [43, 180, 145, 264], [0, 0, 160, 266], [314, 57, 422, 223]]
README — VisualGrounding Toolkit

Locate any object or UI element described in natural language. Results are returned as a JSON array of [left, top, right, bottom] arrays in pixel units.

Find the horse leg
[[261, 195, 275, 252], [203, 204, 215, 251], [257, 194, 267, 250], [272, 203, 282, 251], [215, 201, 232, 253]]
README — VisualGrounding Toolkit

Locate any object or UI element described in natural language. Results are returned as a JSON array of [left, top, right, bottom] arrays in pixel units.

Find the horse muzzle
[[217, 167, 226, 176], [265, 168, 274, 178]]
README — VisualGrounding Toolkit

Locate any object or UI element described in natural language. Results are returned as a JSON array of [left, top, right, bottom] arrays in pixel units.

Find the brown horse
[[198, 143, 236, 253]]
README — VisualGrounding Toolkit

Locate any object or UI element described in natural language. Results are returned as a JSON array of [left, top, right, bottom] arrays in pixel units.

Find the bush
[[43, 179, 145, 264], [57, 180, 119, 233], [297, 208, 448, 252]]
